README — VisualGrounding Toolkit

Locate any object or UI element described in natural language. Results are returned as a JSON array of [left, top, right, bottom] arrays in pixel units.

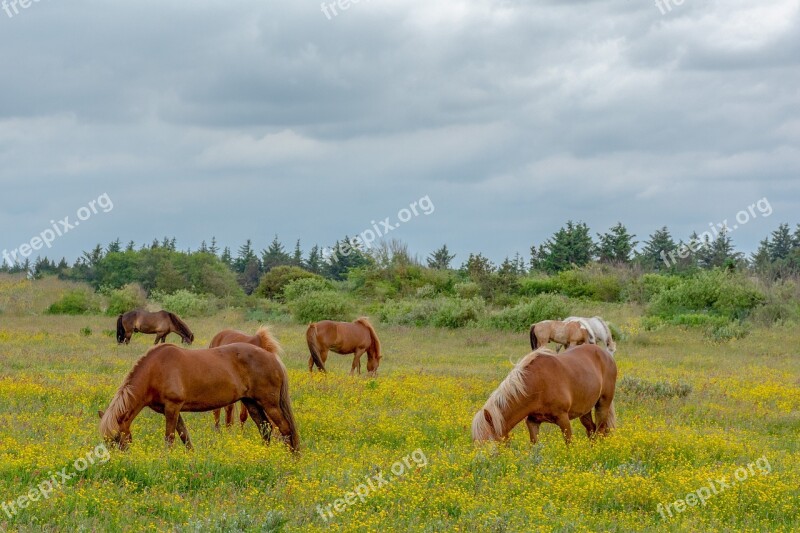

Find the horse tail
[[606, 400, 617, 429], [305, 323, 326, 372], [277, 361, 300, 451], [530, 323, 538, 350], [116, 314, 125, 344], [168, 312, 194, 344], [255, 326, 283, 354], [355, 317, 381, 360]]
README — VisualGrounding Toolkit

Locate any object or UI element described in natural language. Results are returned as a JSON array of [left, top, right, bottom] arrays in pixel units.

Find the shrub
[[378, 297, 485, 329], [623, 273, 680, 305], [554, 266, 624, 302], [518, 276, 560, 296], [154, 289, 214, 317], [454, 281, 481, 299], [618, 376, 692, 400], [283, 277, 335, 302], [668, 314, 730, 328], [705, 322, 750, 342], [431, 297, 486, 329], [245, 299, 291, 323], [648, 270, 764, 321], [104, 283, 147, 316], [485, 294, 570, 332], [256, 266, 319, 301], [288, 291, 353, 323], [47, 290, 100, 315]]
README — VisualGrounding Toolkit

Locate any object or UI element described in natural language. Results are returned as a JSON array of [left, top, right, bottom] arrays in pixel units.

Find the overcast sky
[[0, 0, 798, 266]]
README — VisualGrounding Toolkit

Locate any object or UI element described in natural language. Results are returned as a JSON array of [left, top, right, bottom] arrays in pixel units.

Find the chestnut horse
[[116, 310, 194, 345], [529, 320, 589, 352], [306, 317, 381, 376], [207, 326, 299, 429], [98, 341, 299, 451], [472, 344, 617, 445]]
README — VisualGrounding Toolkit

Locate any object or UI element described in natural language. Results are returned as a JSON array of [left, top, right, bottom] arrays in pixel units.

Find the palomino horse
[[472, 344, 617, 445], [529, 320, 589, 352], [116, 310, 194, 345], [98, 341, 299, 451], [306, 317, 381, 376], [565, 316, 617, 355], [207, 326, 298, 429]]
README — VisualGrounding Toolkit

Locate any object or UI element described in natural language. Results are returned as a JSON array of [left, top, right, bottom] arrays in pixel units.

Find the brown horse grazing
[[208, 326, 285, 429], [306, 317, 381, 376], [472, 344, 617, 445], [117, 310, 194, 345], [529, 320, 589, 352], [98, 342, 299, 451]]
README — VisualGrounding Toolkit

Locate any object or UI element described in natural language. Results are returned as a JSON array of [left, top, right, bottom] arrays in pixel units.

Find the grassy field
[[0, 303, 799, 531]]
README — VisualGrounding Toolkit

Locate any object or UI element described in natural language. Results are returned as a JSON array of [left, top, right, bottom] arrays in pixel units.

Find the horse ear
[[483, 409, 493, 428], [98, 410, 104, 419]]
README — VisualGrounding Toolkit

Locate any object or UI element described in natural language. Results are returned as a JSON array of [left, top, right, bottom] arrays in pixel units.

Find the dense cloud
[[0, 0, 797, 264]]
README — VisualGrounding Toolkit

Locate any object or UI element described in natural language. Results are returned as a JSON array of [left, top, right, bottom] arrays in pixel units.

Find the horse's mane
[[355, 317, 381, 358], [472, 348, 556, 441], [99, 347, 162, 439], [254, 326, 283, 355], [168, 312, 194, 341]]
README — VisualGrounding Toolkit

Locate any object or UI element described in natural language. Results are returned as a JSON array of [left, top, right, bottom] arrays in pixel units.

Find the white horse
[[564, 316, 616, 355]]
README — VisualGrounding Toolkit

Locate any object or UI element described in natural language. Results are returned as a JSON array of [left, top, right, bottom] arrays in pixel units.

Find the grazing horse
[[207, 326, 292, 429], [529, 320, 589, 352], [98, 341, 299, 451], [116, 310, 194, 345], [306, 317, 381, 376], [565, 316, 617, 355], [472, 344, 617, 445]]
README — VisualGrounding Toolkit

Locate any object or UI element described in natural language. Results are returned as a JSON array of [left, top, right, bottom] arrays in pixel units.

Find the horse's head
[[182, 333, 194, 345], [98, 409, 133, 450], [471, 408, 503, 443], [366, 351, 381, 377]]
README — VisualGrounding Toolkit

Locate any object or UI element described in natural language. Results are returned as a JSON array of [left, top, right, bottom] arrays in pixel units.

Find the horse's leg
[[579, 413, 596, 439], [351, 349, 365, 375], [594, 400, 614, 436], [242, 399, 273, 443], [225, 404, 234, 427], [525, 417, 541, 444], [163, 402, 183, 447], [176, 414, 193, 450], [239, 402, 248, 426], [263, 403, 294, 447], [555, 343, 563, 353], [555, 413, 573, 445], [153, 334, 161, 345], [212, 409, 222, 431]]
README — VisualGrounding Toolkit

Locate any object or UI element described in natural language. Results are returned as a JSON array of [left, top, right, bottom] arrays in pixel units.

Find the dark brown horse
[[207, 326, 298, 429], [306, 317, 381, 376], [472, 344, 617, 445], [117, 310, 194, 345], [99, 340, 299, 451]]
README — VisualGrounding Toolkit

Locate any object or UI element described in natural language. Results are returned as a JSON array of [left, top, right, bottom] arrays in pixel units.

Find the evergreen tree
[[107, 239, 121, 254], [291, 240, 303, 267], [262, 235, 291, 272], [220, 247, 233, 268], [209, 237, 219, 256], [427, 245, 456, 270], [596, 223, 637, 263], [198, 240, 209, 254], [767, 223, 794, 261], [637, 226, 677, 271], [538, 221, 594, 273], [234, 240, 258, 273], [306, 245, 324, 275], [125, 240, 136, 252], [324, 236, 371, 280]]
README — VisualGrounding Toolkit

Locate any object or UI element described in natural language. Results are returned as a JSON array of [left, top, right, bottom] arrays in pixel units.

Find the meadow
[[0, 284, 799, 531]]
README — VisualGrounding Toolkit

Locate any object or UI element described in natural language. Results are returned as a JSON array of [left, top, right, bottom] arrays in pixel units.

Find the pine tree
[[221, 247, 233, 268], [198, 240, 209, 254], [637, 227, 677, 271], [306, 245, 323, 274], [596, 223, 637, 263], [125, 241, 136, 252], [427, 245, 456, 270], [768, 223, 794, 261], [292, 240, 303, 267], [539, 221, 594, 273], [234, 240, 258, 273], [209, 237, 219, 256], [107, 239, 121, 254], [262, 235, 291, 273]]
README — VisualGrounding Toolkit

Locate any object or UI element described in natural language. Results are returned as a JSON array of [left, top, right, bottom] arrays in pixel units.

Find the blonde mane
[[472, 348, 555, 441], [98, 347, 160, 438], [255, 325, 283, 355]]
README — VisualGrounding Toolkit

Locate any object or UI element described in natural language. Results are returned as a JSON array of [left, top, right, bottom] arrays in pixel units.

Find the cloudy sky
[[1, 0, 798, 266]]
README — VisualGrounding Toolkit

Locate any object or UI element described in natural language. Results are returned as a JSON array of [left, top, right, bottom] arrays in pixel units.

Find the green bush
[[154, 289, 214, 317], [668, 314, 730, 328], [104, 283, 147, 316], [648, 270, 764, 321], [454, 281, 481, 299], [485, 294, 570, 332], [256, 266, 320, 301], [47, 290, 100, 315], [378, 297, 485, 329], [705, 322, 750, 342], [518, 276, 559, 296], [283, 277, 335, 302], [622, 273, 680, 305], [618, 376, 692, 400], [288, 291, 353, 323]]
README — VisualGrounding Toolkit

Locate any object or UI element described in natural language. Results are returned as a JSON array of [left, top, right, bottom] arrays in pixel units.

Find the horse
[[207, 326, 290, 430], [98, 341, 299, 451], [116, 310, 194, 345], [472, 344, 617, 445], [306, 317, 381, 376], [565, 316, 617, 355], [529, 320, 589, 352]]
